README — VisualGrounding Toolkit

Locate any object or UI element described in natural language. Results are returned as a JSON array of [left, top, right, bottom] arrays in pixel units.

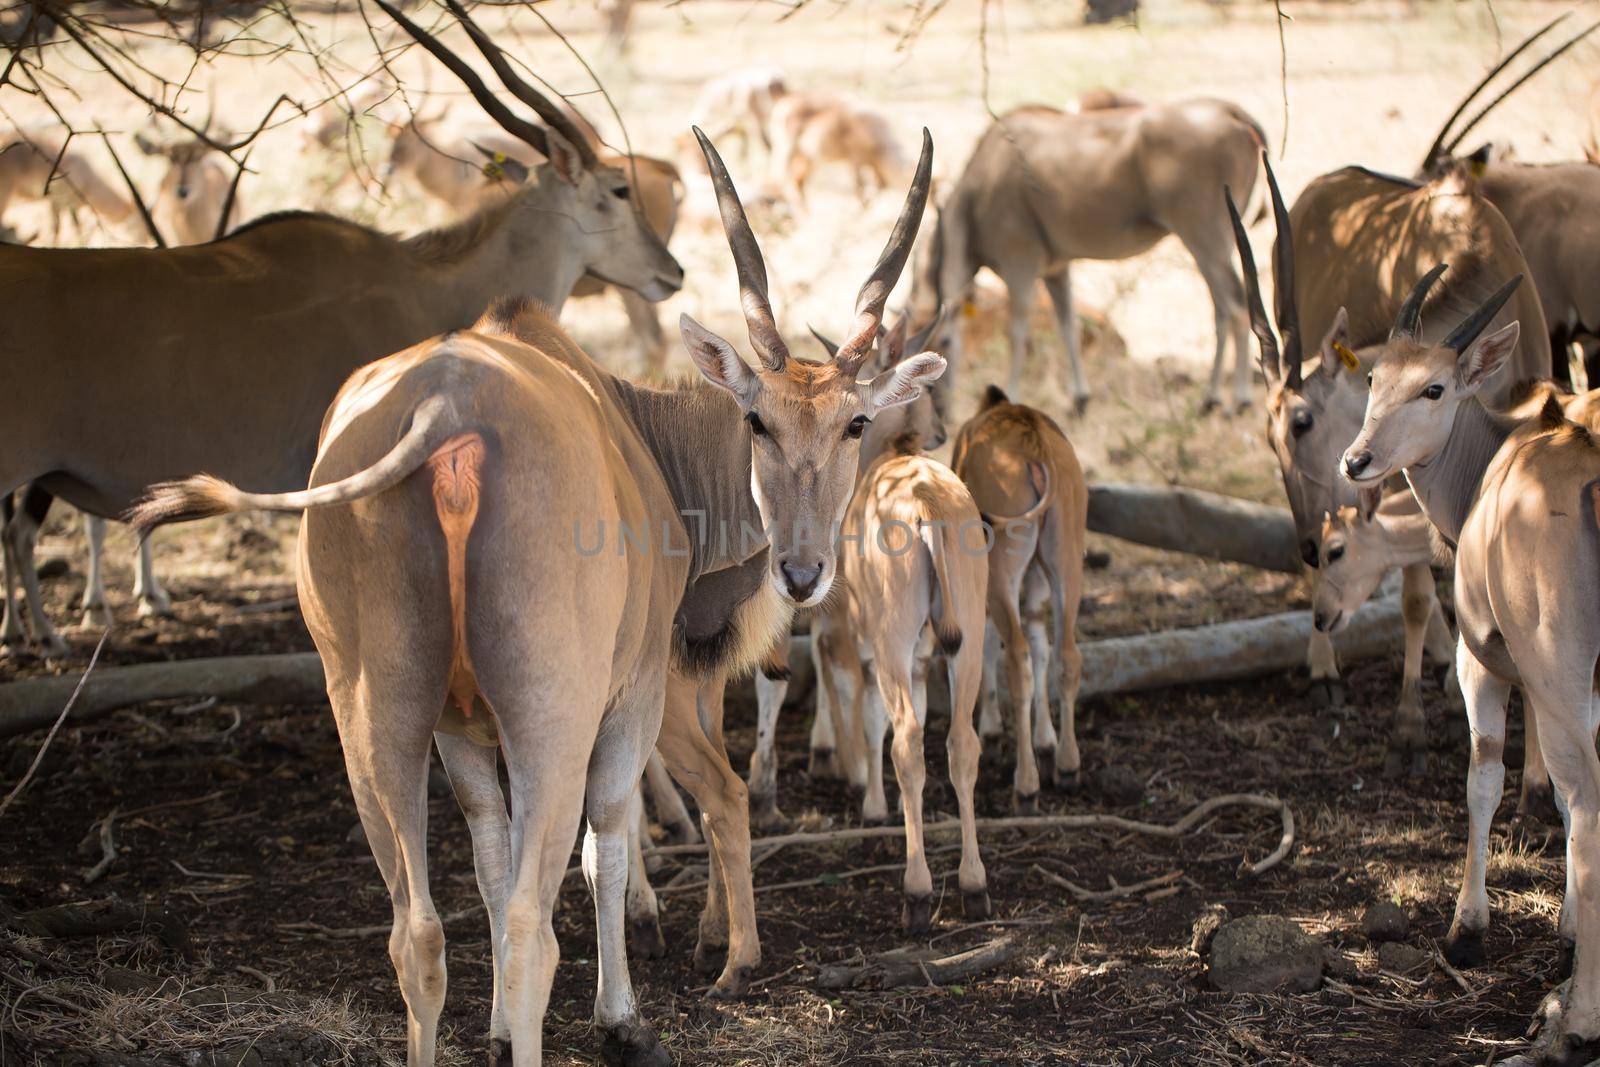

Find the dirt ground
[[2, 0, 1596, 1063]]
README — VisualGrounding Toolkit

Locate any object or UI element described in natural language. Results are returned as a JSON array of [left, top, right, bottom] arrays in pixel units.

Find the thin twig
[[1030, 866, 1181, 902], [1271, 0, 1290, 158], [81, 808, 118, 885], [0, 629, 110, 822]]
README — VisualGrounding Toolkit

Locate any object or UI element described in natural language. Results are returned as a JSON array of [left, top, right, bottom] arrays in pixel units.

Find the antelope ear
[[134, 131, 162, 157], [473, 143, 530, 184], [542, 128, 583, 185], [1358, 486, 1381, 522], [1460, 321, 1519, 391], [681, 313, 759, 407], [863, 351, 946, 413], [1317, 307, 1357, 378]]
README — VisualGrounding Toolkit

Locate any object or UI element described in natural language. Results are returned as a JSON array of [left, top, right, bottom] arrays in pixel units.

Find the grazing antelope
[[953, 386, 1088, 800], [133, 115, 941, 1067], [743, 312, 947, 829], [1339, 274, 1600, 1065], [687, 66, 787, 159], [910, 97, 1266, 413], [1416, 16, 1600, 388], [0, 126, 134, 244], [0, 0, 684, 655], [135, 125, 245, 245], [766, 92, 908, 210], [1241, 154, 1547, 772], [381, 112, 684, 372]]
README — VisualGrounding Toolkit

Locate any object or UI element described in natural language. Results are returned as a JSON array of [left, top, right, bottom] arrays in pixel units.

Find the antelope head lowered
[[681, 126, 945, 607], [1226, 157, 1366, 570]]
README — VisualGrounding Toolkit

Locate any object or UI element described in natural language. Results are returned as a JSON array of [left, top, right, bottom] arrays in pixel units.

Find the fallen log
[[1087, 483, 1301, 573], [1078, 593, 1404, 699], [0, 653, 324, 738], [0, 595, 1402, 737]]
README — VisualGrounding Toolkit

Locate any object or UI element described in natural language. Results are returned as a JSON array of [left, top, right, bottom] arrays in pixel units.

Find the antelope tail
[[987, 461, 1054, 531], [126, 395, 460, 537], [921, 516, 967, 656]]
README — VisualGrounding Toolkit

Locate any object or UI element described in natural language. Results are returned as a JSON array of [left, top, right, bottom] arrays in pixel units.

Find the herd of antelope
[[7, 2, 1600, 1064]]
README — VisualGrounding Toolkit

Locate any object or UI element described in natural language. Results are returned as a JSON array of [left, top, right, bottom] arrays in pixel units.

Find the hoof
[[903, 893, 933, 935], [808, 747, 839, 780], [1199, 396, 1221, 416], [962, 888, 993, 919], [488, 1037, 513, 1067], [1518, 784, 1561, 826], [1083, 549, 1112, 570], [1034, 745, 1057, 780], [693, 939, 728, 976], [599, 1020, 670, 1067], [1054, 768, 1082, 794], [1443, 926, 1486, 969], [136, 598, 173, 620], [1309, 678, 1345, 709], [1014, 791, 1040, 816], [750, 796, 788, 833], [629, 915, 667, 961], [78, 606, 113, 629], [1233, 398, 1253, 417], [708, 965, 754, 1000]]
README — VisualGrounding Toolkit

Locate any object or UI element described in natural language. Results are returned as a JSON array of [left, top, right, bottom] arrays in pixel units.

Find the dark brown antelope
[[1341, 273, 1600, 1067], [912, 97, 1266, 413]]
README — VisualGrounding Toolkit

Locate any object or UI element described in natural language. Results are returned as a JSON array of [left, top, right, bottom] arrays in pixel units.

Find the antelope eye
[[745, 411, 768, 437], [845, 414, 869, 439], [613, 185, 631, 200], [1422, 383, 1445, 401], [1291, 410, 1313, 437], [1326, 545, 1345, 563]]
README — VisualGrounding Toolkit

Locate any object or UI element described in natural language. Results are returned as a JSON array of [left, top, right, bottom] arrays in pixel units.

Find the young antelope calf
[[953, 386, 1088, 802], [835, 428, 990, 932]]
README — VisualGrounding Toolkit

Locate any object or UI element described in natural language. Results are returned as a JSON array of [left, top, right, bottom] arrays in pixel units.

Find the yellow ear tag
[[482, 152, 510, 181], [961, 300, 978, 320], [1333, 341, 1360, 372]]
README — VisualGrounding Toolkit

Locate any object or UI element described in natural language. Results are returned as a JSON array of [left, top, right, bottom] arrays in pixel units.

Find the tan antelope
[[911, 97, 1266, 413], [133, 117, 941, 1067], [766, 92, 908, 210], [1416, 16, 1600, 386], [1340, 274, 1600, 1066], [953, 386, 1088, 800], [0, 125, 134, 244], [742, 312, 947, 829], [135, 123, 246, 244], [381, 112, 684, 372], [1239, 154, 1548, 773], [824, 414, 987, 932], [687, 66, 787, 159], [0, 1, 684, 655]]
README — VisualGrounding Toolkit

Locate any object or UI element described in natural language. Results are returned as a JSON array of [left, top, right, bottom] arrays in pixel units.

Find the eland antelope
[[1416, 16, 1600, 388], [132, 117, 943, 1067], [766, 92, 908, 210], [0, 0, 683, 655], [1238, 154, 1547, 772], [687, 66, 787, 159], [953, 386, 1088, 800], [135, 124, 246, 245], [911, 97, 1266, 412], [1340, 274, 1600, 1066], [0, 126, 134, 244]]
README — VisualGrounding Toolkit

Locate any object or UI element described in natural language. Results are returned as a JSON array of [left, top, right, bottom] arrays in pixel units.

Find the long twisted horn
[[1390, 263, 1448, 341], [1263, 154, 1302, 387], [1442, 274, 1523, 352], [1419, 12, 1570, 170], [835, 128, 934, 376], [694, 126, 788, 372], [375, 0, 553, 160], [440, 0, 601, 168], [1224, 183, 1280, 385], [1442, 20, 1600, 161]]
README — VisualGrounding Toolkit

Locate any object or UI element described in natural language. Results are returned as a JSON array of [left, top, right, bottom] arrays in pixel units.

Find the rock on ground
[[1361, 901, 1410, 943], [1208, 915, 1323, 994]]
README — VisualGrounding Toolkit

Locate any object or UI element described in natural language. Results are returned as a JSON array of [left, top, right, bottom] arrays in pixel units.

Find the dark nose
[[1300, 538, 1320, 568], [176, 185, 190, 200], [780, 560, 823, 601], [1344, 450, 1373, 479], [1313, 611, 1329, 631]]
